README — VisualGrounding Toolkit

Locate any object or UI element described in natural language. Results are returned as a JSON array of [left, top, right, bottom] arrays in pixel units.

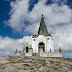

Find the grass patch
[[24, 68, 27, 70], [71, 67, 72, 69], [63, 58, 72, 61], [48, 66, 58, 70], [30, 67, 34, 70], [51, 67, 58, 70], [9, 61, 20, 64], [41, 59, 46, 62], [56, 63, 60, 66], [29, 61, 33, 63], [0, 63, 4, 66], [37, 66, 40, 68], [40, 59, 47, 66], [42, 63, 47, 66], [53, 67, 58, 70], [9, 59, 27, 64], [24, 57, 29, 59], [40, 59, 46, 64], [49, 57, 63, 59], [9, 61, 26, 64], [50, 61, 54, 63], [65, 71, 68, 72]]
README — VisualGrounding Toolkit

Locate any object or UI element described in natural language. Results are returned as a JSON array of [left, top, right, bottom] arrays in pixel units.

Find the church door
[[38, 42, 45, 54]]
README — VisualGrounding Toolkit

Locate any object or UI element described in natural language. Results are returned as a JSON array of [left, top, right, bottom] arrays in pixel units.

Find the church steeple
[[38, 15, 48, 35]]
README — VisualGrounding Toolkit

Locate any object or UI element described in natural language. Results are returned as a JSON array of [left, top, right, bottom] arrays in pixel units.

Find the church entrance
[[38, 42, 45, 54]]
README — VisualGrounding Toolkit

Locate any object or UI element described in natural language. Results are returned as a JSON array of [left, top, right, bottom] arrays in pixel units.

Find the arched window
[[26, 47, 28, 52]]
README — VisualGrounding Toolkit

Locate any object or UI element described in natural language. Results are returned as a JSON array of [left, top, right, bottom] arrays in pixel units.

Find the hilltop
[[0, 56, 72, 72]]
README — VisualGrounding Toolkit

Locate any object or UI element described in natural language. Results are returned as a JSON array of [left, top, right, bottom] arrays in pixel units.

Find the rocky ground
[[0, 55, 72, 72]]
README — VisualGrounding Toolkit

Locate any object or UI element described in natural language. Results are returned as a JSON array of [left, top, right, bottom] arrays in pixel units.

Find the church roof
[[38, 15, 48, 35]]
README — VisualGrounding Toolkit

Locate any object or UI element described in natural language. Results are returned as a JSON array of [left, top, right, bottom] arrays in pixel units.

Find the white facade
[[32, 34, 54, 53]]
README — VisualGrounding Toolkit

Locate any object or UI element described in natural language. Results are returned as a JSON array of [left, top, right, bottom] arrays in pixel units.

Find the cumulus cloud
[[52, 23, 72, 50], [6, 0, 72, 34], [3, 0, 72, 58], [7, 0, 29, 32], [51, 0, 68, 4], [0, 36, 32, 56]]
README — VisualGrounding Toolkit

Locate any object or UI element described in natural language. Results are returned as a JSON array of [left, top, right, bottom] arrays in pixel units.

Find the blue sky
[[0, 0, 24, 39], [0, 0, 72, 39], [0, 0, 72, 58]]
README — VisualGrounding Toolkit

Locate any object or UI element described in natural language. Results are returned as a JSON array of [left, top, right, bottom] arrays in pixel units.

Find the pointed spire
[[38, 15, 48, 35]]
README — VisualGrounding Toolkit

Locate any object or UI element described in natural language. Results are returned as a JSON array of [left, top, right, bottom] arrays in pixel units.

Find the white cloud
[[51, 0, 68, 4], [0, 36, 32, 55], [6, 0, 72, 34], [52, 23, 72, 51], [4, 0, 72, 58], [7, 0, 29, 32], [29, 3, 71, 26]]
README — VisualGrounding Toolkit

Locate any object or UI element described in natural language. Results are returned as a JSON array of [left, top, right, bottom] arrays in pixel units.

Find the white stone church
[[32, 15, 54, 53], [15, 15, 62, 57]]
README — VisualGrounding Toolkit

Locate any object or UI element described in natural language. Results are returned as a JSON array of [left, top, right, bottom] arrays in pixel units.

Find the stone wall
[[25, 48, 33, 56], [40, 48, 62, 57]]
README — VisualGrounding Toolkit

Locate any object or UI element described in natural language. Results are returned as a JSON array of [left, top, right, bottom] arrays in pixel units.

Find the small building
[[24, 42, 33, 56]]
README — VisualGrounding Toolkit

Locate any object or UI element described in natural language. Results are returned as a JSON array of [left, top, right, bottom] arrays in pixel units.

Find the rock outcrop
[[0, 56, 72, 72]]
